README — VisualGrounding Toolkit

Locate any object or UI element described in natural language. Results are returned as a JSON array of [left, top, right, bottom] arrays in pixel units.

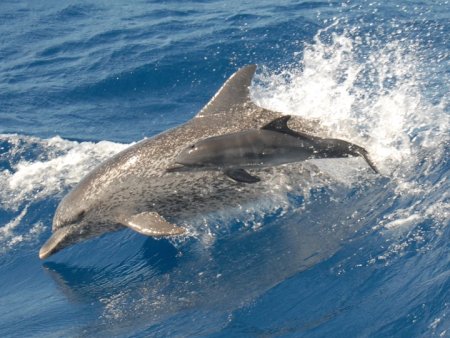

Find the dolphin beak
[[39, 227, 71, 259]]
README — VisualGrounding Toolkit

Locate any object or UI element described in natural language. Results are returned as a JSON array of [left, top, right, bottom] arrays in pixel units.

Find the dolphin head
[[174, 131, 263, 169], [39, 188, 92, 259], [39, 171, 118, 259], [175, 143, 201, 166], [175, 138, 224, 168]]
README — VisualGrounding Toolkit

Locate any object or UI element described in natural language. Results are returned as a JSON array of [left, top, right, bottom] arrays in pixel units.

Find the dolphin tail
[[351, 146, 379, 174]]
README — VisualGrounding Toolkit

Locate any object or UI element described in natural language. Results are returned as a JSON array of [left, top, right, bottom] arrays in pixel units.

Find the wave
[[1, 24, 448, 260], [0, 17, 448, 336], [0, 134, 129, 252]]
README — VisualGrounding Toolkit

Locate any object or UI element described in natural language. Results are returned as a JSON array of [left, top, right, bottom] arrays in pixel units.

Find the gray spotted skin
[[40, 65, 325, 259]]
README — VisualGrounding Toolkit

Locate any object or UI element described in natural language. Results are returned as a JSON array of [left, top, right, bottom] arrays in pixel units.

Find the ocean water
[[0, 0, 449, 337]]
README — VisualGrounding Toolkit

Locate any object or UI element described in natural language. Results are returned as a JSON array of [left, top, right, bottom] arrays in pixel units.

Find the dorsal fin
[[261, 115, 292, 132], [261, 115, 316, 140], [196, 65, 257, 118]]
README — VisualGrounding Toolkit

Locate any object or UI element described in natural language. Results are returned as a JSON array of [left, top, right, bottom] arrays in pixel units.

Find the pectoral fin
[[124, 212, 186, 237], [224, 169, 260, 183]]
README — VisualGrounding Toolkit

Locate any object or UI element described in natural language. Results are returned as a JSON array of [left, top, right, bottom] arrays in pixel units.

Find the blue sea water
[[0, 0, 449, 337]]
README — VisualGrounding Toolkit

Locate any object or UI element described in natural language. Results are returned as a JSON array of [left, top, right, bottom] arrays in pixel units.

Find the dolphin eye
[[72, 210, 85, 223], [190, 144, 196, 149]]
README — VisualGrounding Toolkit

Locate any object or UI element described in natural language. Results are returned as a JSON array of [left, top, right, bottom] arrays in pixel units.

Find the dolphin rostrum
[[39, 64, 375, 259], [169, 115, 378, 183]]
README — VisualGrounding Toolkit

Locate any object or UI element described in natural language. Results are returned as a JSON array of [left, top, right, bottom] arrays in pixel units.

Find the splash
[[252, 27, 448, 176], [0, 134, 129, 251], [0, 134, 129, 210], [0, 206, 46, 253], [251, 26, 449, 260]]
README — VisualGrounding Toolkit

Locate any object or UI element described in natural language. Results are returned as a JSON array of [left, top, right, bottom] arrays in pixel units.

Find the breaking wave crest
[[0, 134, 129, 252]]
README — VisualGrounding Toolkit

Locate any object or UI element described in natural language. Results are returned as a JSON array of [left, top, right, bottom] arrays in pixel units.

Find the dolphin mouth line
[[166, 163, 210, 172], [166, 164, 190, 172], [39, 226, 72, 259]]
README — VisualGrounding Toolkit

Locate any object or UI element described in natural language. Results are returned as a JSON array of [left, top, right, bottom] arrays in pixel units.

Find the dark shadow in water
[[43, 237, 180, 303], [141, 236, 179, 272]]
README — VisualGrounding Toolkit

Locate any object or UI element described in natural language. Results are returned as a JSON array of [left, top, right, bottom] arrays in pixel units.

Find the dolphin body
[[39, 65, 374, 259], [170, 115, 378, 183]]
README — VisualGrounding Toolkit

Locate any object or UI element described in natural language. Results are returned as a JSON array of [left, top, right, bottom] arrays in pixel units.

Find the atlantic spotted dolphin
[[39, 65, 373, 259], [169, 115, 378, 183]]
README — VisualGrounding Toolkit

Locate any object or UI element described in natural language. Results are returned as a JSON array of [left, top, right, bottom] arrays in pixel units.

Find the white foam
[[0, 134, 129, 251], [0, 206, 28, 237], [252, 30, 448, 177], [0, 134, 130, 210], [251, 26, 449, 237]]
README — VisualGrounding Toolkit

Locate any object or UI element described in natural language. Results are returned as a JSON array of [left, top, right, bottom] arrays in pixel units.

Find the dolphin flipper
[[224, 169, 261, 183], [124, 212, 186, 237]]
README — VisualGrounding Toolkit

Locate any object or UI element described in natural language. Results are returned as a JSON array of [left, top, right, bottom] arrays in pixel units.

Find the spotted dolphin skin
[[169, 115, 378, 183], [39, 65, 373, 259]]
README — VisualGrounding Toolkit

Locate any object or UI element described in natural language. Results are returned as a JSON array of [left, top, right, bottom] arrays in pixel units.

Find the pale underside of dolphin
[[39, 65, 375, 259]]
